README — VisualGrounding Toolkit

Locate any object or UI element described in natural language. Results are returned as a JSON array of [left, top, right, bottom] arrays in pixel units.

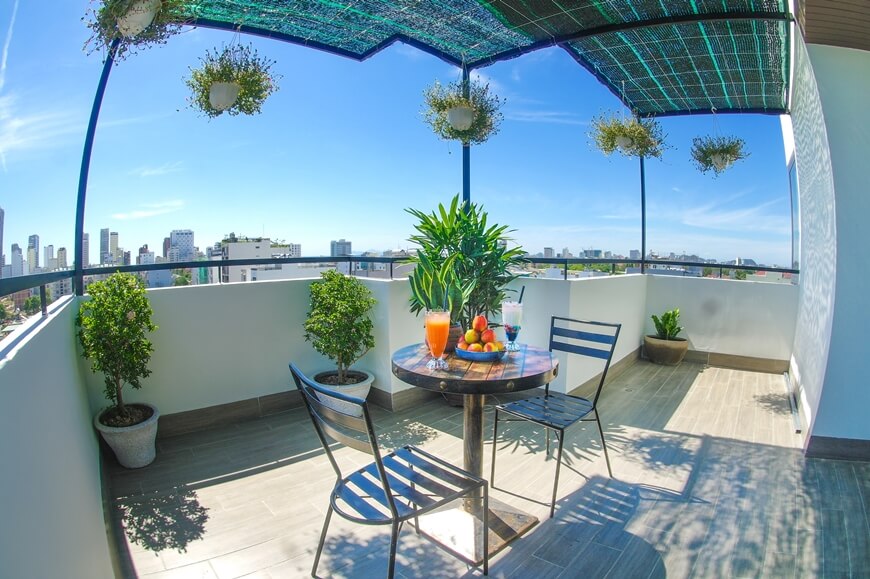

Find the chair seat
[[333, 445, 485, 524], [497, 392, 594, 430]]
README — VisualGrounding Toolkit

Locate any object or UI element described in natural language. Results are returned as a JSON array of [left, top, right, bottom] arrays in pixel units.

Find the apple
[[464, 329, 480, 344], [483, 342, 496, 352], [456, 341, 469, 350], [472, 315, 488, 333], [480, 328, 496, 344], [468, 343, 484, 352]]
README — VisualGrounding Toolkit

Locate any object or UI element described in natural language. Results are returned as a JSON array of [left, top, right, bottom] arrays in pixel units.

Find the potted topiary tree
[[644, 308, 688, 365], [76, 272, 159, 468], [303, 270, 376, 412]]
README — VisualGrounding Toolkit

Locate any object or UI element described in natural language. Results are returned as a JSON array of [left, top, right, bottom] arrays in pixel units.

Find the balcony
[[6, 273, 867, 578]]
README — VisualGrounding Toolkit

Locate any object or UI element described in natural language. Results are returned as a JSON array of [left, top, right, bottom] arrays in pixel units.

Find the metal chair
[[490, 316, 621, 518], [290, 363, 489, 578]]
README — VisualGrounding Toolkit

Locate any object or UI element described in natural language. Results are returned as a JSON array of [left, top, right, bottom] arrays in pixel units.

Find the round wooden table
[[391, 342, 559, 564]]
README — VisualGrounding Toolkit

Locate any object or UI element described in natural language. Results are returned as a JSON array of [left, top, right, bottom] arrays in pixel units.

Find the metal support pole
[[39, 285, 48, 316], [461, 67, 471, 207], [75, 40, 119, 296], [639, 155, 647, 274]]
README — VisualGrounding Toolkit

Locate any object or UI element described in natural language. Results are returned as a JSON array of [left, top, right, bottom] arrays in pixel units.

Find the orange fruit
[[468, 343, 484, 352], [464, 329, 480, 344]]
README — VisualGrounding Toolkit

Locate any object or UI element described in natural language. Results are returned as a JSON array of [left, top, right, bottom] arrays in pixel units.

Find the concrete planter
[[643, 335, 688, 366], [94, 403, 160, 468], [313, 370, 374, 416]]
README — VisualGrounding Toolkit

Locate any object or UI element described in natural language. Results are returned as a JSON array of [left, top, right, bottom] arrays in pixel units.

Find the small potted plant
[[691, 135, 749, 175], [76, 272, 159, 468], [186, 44, 279, 118], [643, 308, 688, 365], [591, 112, 667, 159], [423, 78, 504, 145], [303, 270, 376, 412], [83, 0, 188, 61]]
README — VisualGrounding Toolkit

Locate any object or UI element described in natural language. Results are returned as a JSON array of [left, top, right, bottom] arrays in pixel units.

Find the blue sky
[[1, 1, 792, 266]]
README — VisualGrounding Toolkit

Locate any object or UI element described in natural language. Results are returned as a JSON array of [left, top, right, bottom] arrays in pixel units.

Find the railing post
[[461, 67, 471, 207], [39, 285, 48, 316], [640, 154, 647, 274]]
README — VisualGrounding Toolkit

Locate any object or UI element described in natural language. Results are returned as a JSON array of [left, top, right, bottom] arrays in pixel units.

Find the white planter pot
[[94, 403, 159, 468], [615, 135, 634, 151], [711, 153, 730, 171], [209, 82, 242, 112], [117, 0, 162, 38], [312, 370, 374, 417], [447, 106, 474, 131]]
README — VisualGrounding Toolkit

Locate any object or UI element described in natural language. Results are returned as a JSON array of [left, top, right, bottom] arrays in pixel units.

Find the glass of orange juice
[[425, 310, 450, 370]]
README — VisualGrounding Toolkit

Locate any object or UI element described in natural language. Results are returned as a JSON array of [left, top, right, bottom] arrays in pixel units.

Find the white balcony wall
[[0, 298, 114, 579], [646, 276, 799, 361]]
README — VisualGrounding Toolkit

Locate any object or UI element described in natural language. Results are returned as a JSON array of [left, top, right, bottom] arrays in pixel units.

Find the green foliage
[[691, 135, 748, 175], [172, 269, 191, 286], [76, 272, 157, 416], [0, 299, 9, 322], [591, 112, 667, 158], [406, 195, 526, 328], [22, 296, 42, 315], [186, 44, 279, 118], [651, 308, 683, 340], [304, 271, 376, 384], [423, 79, 504, 145], [83, 0, 189, 61], [407, 252, 475, 324]]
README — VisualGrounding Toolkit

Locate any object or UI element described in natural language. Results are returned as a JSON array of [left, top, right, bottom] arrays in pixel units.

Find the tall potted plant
[[643, 308, 689, 365], [407, 252, 474, 352], [76, 272, 159, 468], [303, 271, 376, 410], [406, 195, 525, 331]]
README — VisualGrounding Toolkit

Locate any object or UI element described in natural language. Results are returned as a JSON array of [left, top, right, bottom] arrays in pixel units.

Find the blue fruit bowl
[[454, 348, 507, 362]]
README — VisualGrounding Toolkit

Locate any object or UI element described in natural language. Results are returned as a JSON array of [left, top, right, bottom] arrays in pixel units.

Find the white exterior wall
[[801, 44, 870, 441], [0, 298, 114, 579]]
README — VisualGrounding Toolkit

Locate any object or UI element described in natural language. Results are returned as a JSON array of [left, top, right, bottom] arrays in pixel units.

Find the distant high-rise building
[[543, 247, 555, 259], [57, 247, 68, 269], [110, 232, 119, 263], [561, 247, 573, 259], [331, 239, 352, 257], [82, 233, 90, 267], [100, 228, 110, 264], [10, 244, 24, 277], [170, 230, 195, 262], [287, 243, 301, 258], [629, 249, 641, 260], [163, 237, 171, 259], [28, 235, 40, 271], [0, 205, 4, 271], [44, 245, 54, 266]]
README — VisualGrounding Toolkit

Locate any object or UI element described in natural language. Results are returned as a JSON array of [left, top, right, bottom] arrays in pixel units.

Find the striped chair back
[[548, 317, 621, 405]]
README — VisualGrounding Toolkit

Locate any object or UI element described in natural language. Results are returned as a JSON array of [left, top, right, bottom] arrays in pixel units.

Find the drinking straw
[[518, 285, 525, 304]]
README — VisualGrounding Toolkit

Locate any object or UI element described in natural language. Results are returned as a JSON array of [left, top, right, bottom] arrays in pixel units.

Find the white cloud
[[129, 161, 184, 178], [505, 109, 587, 126], [0, 0, 19, 93], [0, 94, 83, 170], [112, 200, 185, 220]]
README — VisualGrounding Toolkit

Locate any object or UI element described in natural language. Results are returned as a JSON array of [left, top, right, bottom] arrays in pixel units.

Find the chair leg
[[490, 408, 500, 486], [312, 504, 333, 577], [595, 413, 613, 478], [387, 520, 400, 579], [550, 430, 565, 518], [482, 485, 489, 576]]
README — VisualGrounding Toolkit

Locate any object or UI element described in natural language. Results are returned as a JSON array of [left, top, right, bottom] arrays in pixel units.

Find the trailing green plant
[[407, 252, 475, 324], [83, 0, 189, 61], [690, 135, 748, 175], [591, 112, 666, 158], [423, 79, 504, 145], [76, 272, 157, 422], [406, 195, 526, 329], [186, 44, 279, 118], [304, 270, 376, 385], [651, 308, 683, 340]]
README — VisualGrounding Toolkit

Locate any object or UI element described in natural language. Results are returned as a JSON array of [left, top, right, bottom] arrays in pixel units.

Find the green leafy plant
[[76, 272, 157, 424], [83, 0, 189, 61], [423, 79, 504, 145], [407, 252, 475, 324], [304, 271, 376, 385], [651, 308, 683, 340], [691, 135, 748, 175], [186, 44, 279, 118], [406, 195, 525, 329], [591, 112, 667, 158]]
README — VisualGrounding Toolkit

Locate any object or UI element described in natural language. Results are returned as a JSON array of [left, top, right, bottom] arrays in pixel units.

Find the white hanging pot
[[447, 105, 474, 131], [117, 0, 162, 38], [615, 135, 634, 151], [209, 82, 241, 112], [711, 153, 730, 171]]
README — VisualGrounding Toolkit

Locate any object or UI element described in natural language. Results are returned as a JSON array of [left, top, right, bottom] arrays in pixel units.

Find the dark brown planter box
[[644, 335, 688, 366]]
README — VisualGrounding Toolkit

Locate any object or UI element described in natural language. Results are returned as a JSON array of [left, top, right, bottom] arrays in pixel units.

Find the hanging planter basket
[[186, 44, 279, 119], [83, 0, 188, 61], [423, 79, 504, 145], [591, 112, 667, 159], [690, 136, 749, 176]]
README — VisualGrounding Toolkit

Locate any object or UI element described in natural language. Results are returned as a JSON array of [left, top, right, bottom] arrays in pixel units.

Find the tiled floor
[[107, 360, 870, 578]]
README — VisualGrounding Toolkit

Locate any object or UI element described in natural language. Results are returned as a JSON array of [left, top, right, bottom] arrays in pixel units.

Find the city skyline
[[2, 2, 793, 267]]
